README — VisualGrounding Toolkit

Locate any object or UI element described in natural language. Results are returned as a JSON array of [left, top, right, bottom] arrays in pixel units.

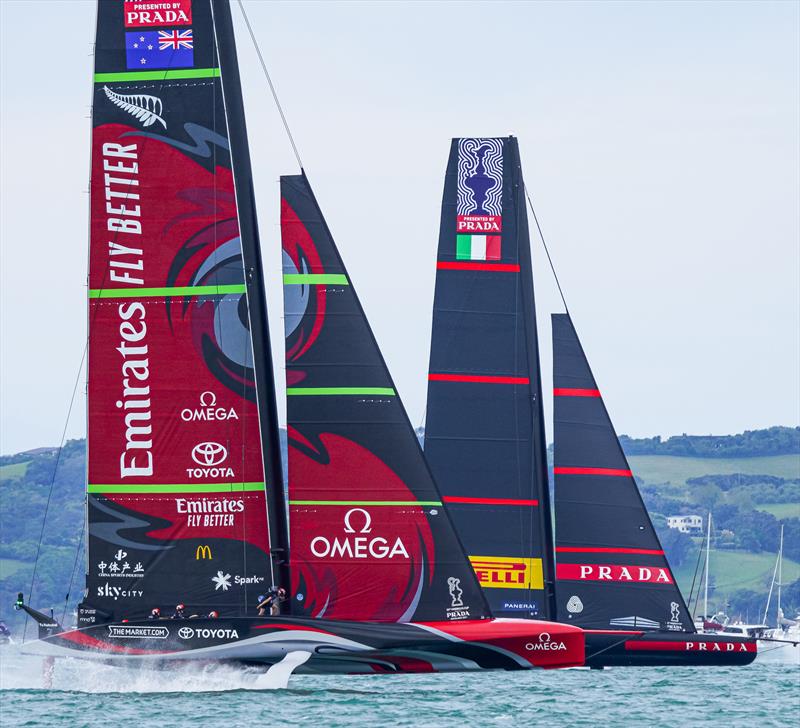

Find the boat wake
[[0, 644, 300, 692]]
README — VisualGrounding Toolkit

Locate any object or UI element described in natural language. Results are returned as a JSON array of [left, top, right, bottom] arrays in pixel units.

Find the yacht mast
[[704, 512, 712, 619]]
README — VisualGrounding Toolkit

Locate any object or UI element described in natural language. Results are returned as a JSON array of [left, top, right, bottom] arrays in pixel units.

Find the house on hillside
[[666, 514, 704, 534]]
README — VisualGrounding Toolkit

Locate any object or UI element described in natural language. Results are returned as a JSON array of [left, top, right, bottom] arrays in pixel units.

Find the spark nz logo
[[187, 441, 234, 479], [309, 509, 410, 560], [211, 571, 264, 591], [212, 571, 232, 591]]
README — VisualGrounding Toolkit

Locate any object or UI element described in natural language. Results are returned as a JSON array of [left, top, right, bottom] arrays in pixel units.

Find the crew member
[[148, 607, 161, 620], [172, 603, 186, 619], [257, 587, 286, 616], [208, 611, 219, 619]]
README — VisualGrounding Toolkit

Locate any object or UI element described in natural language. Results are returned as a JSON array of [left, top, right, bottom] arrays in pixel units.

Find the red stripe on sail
[[554, 466, 633, 477], [443, 496, 539, 506], [428, 374, 530, 385], [556, 547, 664, 555], [436, 262, 520, 272], [553, 388, 601, 397]]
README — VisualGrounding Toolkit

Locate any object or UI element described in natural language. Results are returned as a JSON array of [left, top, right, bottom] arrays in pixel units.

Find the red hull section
[[23, 617, 585, 673]]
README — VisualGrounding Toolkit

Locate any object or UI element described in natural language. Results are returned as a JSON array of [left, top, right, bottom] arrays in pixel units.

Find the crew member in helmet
[[148, 607, 161, 620], [208, 611, 219, 619], [172, 603, 186, 619], [257, 587, 286, 616]]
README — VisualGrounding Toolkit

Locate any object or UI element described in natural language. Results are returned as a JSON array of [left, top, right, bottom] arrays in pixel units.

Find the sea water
[[0, 644, 797, 727]]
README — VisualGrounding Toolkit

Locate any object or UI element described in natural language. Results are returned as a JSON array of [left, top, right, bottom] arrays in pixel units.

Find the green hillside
[[629, 454, 800, 486], [0, 461, 30, 481]]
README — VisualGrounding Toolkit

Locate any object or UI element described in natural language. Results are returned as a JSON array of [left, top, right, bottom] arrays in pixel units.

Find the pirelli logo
[[469, 556, 544, 590]]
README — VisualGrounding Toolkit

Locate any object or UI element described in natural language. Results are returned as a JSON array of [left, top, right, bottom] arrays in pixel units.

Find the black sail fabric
[[552, 313, 694, 632], [282, 174, 490, 623], [423, 138, 555, 620]]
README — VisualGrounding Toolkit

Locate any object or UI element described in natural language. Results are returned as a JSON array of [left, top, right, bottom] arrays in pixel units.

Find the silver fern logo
[[103, 86, 166, 129]]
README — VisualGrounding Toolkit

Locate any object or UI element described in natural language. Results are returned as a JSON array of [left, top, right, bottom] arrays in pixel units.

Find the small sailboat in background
[[423, 136, 757, 667], [759, 525, 800, 664]]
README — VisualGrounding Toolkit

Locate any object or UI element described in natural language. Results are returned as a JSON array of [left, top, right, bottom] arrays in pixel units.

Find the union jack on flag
[[158, 29, 194, 50]]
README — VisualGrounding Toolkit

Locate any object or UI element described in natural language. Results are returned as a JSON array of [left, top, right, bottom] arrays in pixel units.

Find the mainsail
[[84, 0, 286, 621], [282, 173, 490, 622], [423, 137, 555, 620], [552, 313, 693, 632]]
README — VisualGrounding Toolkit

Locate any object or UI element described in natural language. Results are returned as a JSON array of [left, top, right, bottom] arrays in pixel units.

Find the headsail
[[84, 0, 285, 622], [552, 313, 693, 632], [423, 138, 555, 620], [282, 174, 490, 622]]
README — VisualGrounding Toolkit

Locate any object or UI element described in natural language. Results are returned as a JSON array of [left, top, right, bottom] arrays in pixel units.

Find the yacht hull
[[584, 630, 757, 667], [20, 616, 584, 673]]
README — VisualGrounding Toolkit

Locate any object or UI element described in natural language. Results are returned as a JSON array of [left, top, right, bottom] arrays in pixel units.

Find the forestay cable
[[524, 185, 569, 315], [235, 0, 304, 170], [23, 343, 87, 642]]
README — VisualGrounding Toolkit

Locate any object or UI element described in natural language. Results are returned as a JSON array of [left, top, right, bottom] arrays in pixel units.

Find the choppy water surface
[[1, 644, 797, 727]]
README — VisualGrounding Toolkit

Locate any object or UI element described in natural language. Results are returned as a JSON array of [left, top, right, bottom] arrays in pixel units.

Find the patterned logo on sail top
[[456, 138, 503, 261]]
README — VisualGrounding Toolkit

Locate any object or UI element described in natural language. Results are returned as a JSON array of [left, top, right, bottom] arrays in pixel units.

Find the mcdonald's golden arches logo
[[195, 544, 212, 560]]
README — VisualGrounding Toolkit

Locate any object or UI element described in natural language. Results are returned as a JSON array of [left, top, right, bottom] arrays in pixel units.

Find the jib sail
[[552, 313, 693, 632], [84, 0, 286, 622], [282, 173, 490, 622], [423, 138, 555, 620]]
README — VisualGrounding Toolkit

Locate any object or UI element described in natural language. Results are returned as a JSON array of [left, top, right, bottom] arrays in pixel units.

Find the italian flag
[[456, 234, 501, 261]]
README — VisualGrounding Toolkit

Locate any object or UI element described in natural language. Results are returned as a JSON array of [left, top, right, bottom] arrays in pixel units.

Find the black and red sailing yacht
[[423, 136, 757, 667], [16, 1, 584, 675]]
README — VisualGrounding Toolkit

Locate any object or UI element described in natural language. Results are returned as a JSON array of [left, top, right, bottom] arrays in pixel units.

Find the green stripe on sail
[[94, 68, 221, 83], [286, 387, 395, 396], [283, 274, 349, 285], [88, 482, 265, 494], [89, 284, 246, 299], [290, 500, 442, 507]]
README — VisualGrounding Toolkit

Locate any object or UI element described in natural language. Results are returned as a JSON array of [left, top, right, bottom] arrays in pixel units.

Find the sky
[[1, 0, 798, 455]]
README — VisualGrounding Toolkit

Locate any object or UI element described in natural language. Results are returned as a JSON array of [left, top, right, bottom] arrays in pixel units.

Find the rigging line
[[235, 0, 304, 170], [523, 185, 569, 316], [61, 518, 86, 626], [23, 343, 87, 644], [687, 539, 705, 616]]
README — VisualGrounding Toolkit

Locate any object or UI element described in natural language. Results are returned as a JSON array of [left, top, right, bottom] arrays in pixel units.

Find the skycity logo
[[180, 391, 239, 423], [96, 583, 144, 601], [309, 509, 410, 560], [187, 442, 234, 479]]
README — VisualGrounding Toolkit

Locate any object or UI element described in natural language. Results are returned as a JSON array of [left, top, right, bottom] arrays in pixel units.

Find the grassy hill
[[628, 454, 800, 486], [673, 547, 800, 612]]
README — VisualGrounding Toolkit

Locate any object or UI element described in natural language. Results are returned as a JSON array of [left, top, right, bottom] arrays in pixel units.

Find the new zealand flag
[[125, 30, 194, 70]]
